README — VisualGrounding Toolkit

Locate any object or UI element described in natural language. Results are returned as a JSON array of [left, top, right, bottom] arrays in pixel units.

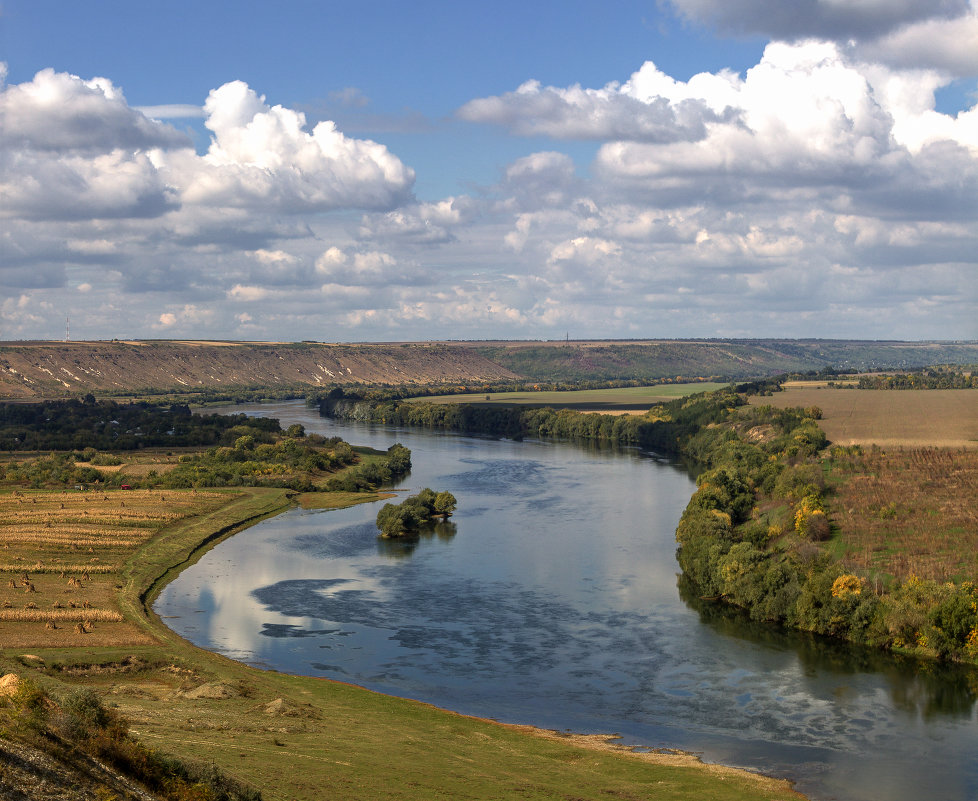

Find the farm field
[[0, 488, 233, 648], [825, 446, 978, 583], [408, 382, 727, 414], [749, 385, 978, 448]]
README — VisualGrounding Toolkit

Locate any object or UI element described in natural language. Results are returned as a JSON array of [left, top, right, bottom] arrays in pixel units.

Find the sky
[[1, 0, 977, 343]]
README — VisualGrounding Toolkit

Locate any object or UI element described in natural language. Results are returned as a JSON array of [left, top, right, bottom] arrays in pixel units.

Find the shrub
[[691, 466, 754, 524], [930, 582, 978, 659], [794, 494, 829, 540], [774, 462, 824, 500], [804, 511, 831, 541], [831, 574, 862, 599]]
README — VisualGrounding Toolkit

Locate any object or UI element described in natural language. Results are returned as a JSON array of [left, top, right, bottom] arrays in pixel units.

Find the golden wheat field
[[0, 489, 228, 647], [750, 386, 978, 448]]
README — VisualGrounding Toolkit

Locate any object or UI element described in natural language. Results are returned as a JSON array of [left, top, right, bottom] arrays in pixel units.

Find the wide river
[[156, 401, 978, 801]]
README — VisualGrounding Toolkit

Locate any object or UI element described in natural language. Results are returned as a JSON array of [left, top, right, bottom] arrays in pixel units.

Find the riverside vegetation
[[320, 381, 978, 665], [0, 399, 802, 801], [0, 398, 412, 494]]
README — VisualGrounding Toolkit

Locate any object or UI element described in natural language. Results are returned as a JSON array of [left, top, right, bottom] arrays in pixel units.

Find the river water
[[155, 401, 978, 801]]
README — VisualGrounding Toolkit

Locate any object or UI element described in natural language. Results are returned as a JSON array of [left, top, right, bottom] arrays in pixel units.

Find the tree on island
[[376, 488, 457, 538], [433, 490, 457, 517]]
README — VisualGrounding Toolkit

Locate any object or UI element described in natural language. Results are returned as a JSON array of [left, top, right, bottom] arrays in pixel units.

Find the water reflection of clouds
[[158, 508, 387, 663]]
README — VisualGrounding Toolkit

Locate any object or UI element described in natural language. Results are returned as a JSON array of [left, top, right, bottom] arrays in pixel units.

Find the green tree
[[434, 491, 457, 516]]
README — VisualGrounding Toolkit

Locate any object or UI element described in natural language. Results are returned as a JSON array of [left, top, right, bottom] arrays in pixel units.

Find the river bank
[[1, 483, 805, 801]]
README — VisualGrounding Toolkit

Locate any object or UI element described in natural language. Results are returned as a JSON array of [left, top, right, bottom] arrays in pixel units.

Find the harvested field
[[749, 386, 978, 447], [0, 488, 230, 648], [826, 446, 978, 582], [0, 609, 123, 622]]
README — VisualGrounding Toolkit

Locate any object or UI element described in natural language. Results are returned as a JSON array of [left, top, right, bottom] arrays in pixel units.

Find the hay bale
[[264, 697, 292, 716], [262, 696, 317, 719], [0, 673, 20, 696], [184, 682, 238, 700]]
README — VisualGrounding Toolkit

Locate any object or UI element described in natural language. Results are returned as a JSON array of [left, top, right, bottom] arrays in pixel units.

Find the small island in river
[[376, 487, 458, 537]]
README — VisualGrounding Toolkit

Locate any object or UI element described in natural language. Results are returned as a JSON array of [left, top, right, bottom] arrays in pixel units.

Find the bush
[[691, 466, 754, 524], [930, 583, 978, 659], [803, 510, 831, 541], [7, 676, 49, 733], [773, 461, 824, 501]]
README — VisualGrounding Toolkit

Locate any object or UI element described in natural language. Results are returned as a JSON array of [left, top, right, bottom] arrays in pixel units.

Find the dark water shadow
[[376, 519, 458, 559], [678, 578, 978, 721]]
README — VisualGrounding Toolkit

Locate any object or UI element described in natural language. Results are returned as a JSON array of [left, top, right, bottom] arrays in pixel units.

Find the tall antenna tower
[[65, 314, 70, 343]]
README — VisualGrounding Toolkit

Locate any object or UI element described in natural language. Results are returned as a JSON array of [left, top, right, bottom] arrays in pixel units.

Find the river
[[155, 401, 978, 801]]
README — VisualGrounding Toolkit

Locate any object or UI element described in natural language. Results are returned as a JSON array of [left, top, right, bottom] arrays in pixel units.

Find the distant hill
[[1, 339, 975, 399], [0, 341, 519, 399], [466, 339, 978, 382]]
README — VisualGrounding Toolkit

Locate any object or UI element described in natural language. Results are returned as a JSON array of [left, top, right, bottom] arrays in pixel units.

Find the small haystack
[[0, 673, 20, 696], [183, 681, 238, 700]]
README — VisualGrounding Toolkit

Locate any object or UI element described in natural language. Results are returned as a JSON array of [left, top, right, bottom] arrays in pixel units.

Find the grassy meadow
[[409, 382, 728, 414]]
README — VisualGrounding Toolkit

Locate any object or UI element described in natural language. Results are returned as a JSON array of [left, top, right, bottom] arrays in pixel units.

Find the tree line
[[848, 369, 978, 389], [673, 403, 978, 663], [0, 398, 280, 451], [0, 399, 413, 495], [317, 386, 745, 453]]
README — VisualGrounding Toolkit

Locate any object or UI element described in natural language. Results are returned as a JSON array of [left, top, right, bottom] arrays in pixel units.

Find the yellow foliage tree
[[831, 574, 862, 599]]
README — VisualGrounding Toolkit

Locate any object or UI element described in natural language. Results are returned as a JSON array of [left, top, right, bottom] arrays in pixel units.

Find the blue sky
[[1, 0, 977, 342], [1, 0, 769, 197]]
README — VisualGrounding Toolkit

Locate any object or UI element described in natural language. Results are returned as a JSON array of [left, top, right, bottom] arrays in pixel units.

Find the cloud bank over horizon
[[1, 1, 976, 342]]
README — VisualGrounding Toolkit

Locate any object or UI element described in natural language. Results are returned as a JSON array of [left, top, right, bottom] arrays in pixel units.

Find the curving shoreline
[[123, 486, 807, 801]]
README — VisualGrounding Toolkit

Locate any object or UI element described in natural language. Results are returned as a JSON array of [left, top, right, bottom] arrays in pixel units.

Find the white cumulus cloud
[[0, 67, 190, 152], [591, 40, 978, 208], [459, 77, 731, 142], [165, 80, 415, 212], [854, 9, 978, 76], [0, 68, 416, 225]]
